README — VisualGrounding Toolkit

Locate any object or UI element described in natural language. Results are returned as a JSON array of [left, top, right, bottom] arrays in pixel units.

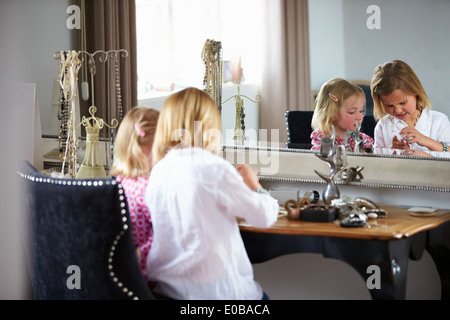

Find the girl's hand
[[236, 164, 263, 190], [391, 136, 409, 149], [400, 127, 443, 151], [406, 150, 433, 157], [399, 127, 427, 146]]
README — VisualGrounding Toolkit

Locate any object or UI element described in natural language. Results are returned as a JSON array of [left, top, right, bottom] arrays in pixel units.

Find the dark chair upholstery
[[360, 114, 377, 140], [358, 84, 374, 116], [18, 160, 154, 300], [285, 110, 314, 149]]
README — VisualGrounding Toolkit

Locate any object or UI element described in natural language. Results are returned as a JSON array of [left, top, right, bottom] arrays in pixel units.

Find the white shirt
[[145, 147, 279, 300], [374, 109, 450, 158]]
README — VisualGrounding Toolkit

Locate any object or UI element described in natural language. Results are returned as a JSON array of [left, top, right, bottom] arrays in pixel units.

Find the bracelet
[[440, 141, 448, 152], [253, 188, 269, 195], [303, 190, 320, 203]]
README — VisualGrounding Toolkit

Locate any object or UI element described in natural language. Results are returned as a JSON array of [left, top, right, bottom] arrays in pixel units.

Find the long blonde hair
[[311, 78, 365, 136], [371, 60, 431, 120], [152, 87, 222, 163], [110, 106, 159, 178]]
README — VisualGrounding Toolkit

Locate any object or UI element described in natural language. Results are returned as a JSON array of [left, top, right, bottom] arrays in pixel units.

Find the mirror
[[222, 145, 450, 192], [306, 0, 450, 160]]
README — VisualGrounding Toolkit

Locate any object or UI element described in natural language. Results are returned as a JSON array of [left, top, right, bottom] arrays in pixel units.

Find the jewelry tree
[[54, 50, 126, 178], [55, 51, 82, 178], [222, 86, 261, 145], [202, 39, 223, 111], [76, 105, 117, 179], [314, 126, 347, 204]]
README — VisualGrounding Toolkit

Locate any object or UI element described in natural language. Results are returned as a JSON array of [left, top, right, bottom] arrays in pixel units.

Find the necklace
[[413, 108, 423, 127]]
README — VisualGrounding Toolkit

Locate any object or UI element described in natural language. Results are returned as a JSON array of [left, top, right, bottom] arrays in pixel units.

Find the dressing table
[[239, 205, 450, 300], [223, 145, 450, 300]]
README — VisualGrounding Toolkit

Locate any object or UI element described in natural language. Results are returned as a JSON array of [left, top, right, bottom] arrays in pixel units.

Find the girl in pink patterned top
[[110, 106, 159, 285], [311, 78, 374, 151]]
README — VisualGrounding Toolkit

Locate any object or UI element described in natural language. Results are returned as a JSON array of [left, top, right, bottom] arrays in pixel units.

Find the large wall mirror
[[9, 1, 449, 171], [305, 0, 450, 160]]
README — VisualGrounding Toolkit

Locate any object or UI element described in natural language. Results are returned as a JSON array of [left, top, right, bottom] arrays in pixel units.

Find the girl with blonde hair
[[311, 78, 374, 151], [145, 87, 278, 300], [110, 106, 159, 284], [371, 60, 450, 157]]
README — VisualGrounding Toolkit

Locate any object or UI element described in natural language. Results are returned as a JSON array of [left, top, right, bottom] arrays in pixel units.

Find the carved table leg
[[321, 236, 418, 300], [427, 221, 450, 300]]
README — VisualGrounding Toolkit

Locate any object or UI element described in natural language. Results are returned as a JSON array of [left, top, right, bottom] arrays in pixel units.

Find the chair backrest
[[285, 110, 314, 149], [358, 84, 374, 116], [360, 114, 376, 139], [17, 160, 154, 300]]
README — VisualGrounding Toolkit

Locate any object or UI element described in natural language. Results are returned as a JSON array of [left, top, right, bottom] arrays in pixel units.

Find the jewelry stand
[[314, 126, 347, 204], [344, 120, 372, 153], [54, 51, 82, 178], [202, 39, 223, 111], [222, 86, 261, 145], [52, 49, 126, 178], [76, 106, 117, 179]]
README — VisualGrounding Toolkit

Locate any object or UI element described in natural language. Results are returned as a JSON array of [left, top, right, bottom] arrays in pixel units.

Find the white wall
[[309, 0, 450, 115], [253, 250, 440, 300], [308, 0, 346, 90], [0, 0, 72, 299], [12, 0, 74, 135]]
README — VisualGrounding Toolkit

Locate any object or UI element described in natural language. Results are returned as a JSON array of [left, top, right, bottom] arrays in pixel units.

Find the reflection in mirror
[[222, 145, 450, 193], [302, 0, 450, 161]]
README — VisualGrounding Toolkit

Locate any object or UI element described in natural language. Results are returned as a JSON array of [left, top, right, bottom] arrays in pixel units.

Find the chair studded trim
[[17, 162, 153, 300], [285, 111, 291, 145]]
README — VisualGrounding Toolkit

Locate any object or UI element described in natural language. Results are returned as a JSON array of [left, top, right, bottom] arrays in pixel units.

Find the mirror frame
[[222, 145, 450, 193]]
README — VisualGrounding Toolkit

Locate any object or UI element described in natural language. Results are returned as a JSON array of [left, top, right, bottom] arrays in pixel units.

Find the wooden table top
[[239, 205, 450, 241]]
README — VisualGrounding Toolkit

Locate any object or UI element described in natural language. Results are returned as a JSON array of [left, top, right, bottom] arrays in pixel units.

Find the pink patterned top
[[115, 175, 153, 283], [310, 129, 374, 151]]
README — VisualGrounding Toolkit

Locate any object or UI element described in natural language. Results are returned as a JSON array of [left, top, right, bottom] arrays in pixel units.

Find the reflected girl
[[311, 78, 374, 151], [371, 60, 450, 157]]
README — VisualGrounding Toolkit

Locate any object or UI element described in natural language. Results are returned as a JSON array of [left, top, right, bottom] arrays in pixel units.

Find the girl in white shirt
[[371, 60, 450, 157], [145, 87, 279, 300]]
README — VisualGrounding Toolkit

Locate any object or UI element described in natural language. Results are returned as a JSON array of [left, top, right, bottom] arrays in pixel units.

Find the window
[[135, 0, 264, 99]]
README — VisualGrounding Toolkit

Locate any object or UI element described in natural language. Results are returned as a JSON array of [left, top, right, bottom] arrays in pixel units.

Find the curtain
[[261, 0, 311, 144], [80, 0, 137, 137]]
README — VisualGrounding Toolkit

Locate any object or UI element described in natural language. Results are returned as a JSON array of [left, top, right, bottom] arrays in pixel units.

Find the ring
[[303, 190, 320, 203]]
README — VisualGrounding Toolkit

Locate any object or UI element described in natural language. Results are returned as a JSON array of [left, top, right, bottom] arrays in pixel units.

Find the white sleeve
[[219, 164, 279, 228], [435, 112, 450, 144], [373, 119, 390, 149]]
